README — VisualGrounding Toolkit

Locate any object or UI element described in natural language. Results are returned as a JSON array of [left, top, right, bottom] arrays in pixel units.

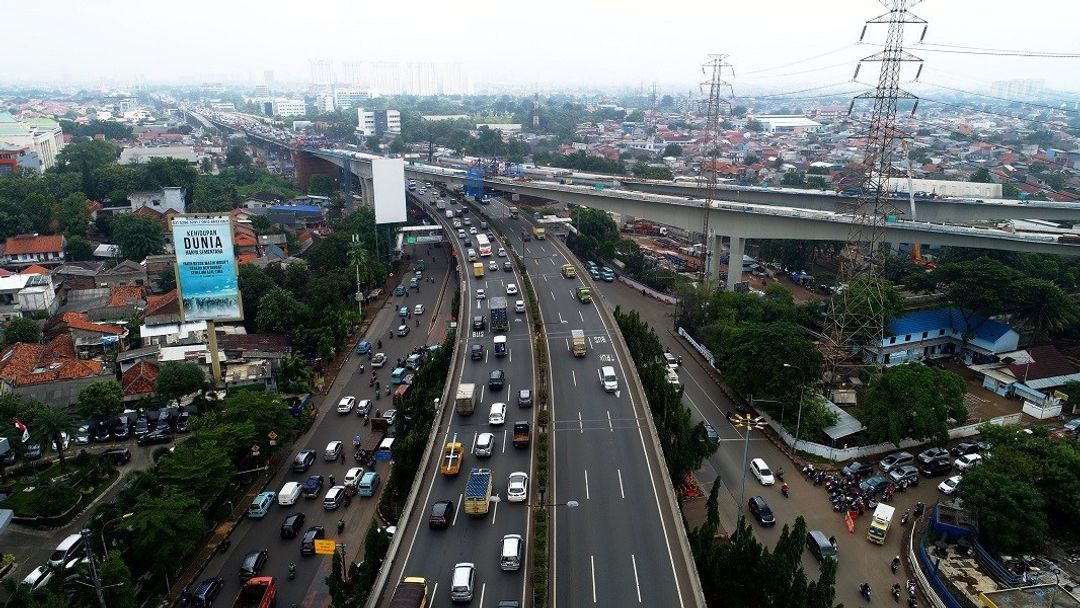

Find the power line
[[738, 43, 862, 76], [914, 82, 1080, 114], [919, 97, 1069, 127], [736, 81, 863, 100], [915, 41, 1080, 59], [736, 59, 856, 81]]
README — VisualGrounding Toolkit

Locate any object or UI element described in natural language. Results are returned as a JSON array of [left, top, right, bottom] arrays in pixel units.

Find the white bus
[[476, 234, 492, 257]]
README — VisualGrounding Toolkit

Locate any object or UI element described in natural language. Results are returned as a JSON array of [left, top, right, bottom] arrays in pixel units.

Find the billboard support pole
[[207, 320, 223, 387]]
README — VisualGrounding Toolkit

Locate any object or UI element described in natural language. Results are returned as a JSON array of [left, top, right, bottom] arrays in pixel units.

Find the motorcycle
[[358, 363, 365, 374], [337, 519, 345, 534], [891, 556, 901, 574], [386, 386, 391, 396], [892, 583, 902, 602], [901, 509, 911, 526], [860, 583, 872, 602], [781, 483, 789, 498], [288, 563, 296, 580]]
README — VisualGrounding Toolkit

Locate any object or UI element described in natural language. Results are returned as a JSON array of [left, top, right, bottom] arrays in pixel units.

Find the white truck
[[866, 503, 895, 545], [455, 383, 477, 416]]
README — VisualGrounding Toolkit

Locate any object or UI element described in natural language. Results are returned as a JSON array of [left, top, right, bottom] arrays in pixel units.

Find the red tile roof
[[4, 234, 63, 255], [1007, 345, 1079, 382], [122, 360, 158, 397], [144, 290, 179, 318], [20, 265, 50, 276], [53, 312, 125, 335], [107, 286, 146, 307], [0, 334, 104, 386], [237, 251, 259, 265]]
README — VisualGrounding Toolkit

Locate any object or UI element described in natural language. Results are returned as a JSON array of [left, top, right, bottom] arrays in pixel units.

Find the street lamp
[[731, 410, 768, 526], [781, 364, 807, 448], [99, 512, 134, 556]]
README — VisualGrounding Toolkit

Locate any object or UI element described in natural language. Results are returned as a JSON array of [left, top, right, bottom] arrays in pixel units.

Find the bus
[[476, 234, 492, 257]]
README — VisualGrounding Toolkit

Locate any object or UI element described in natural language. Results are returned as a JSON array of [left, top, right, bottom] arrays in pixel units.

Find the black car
[[292, 450, 316, 472], [102, 448, 132, 465], [748, 496, 776, 527], [136, 428, 172, 446], [517, 389, 532, 408], [919, 456, 952, 478], [301, 475, 324, 498], [110, 416, 131, 440], [428, 500, 454, 530], [92, 420, 112, 442], [280, 512, 306, 539], [2, 450, 16, 465], [471, 344, 484, 361], [472, 316, 486, 331], [488, 369, 505, 391], [134, 416, 150, 437], [239, 549, 268, 580], [859, 475, 892, 495], [190, 577, 223, 607], [176, 411, 191, 433], [840, 461, 873, 479], [301, 526, 325, 554], [950, 442, 983, 457], [917, 447, 950, 465]]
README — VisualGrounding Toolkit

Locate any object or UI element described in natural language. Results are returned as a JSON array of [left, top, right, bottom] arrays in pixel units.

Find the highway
[[196, 237, 457, 607], [479, 199, 697, 607], [390, 187, 536, 607]]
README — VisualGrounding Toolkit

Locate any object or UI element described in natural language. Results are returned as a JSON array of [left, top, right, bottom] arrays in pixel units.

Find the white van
[[49, 534, 85, 567], [500, 534, 523, 571], [601, 366, 619, 393], [466, 249, 477, 262], [323, 486, 345, 510], [324, 440, 343, 461], [278, 481, 302, 506]]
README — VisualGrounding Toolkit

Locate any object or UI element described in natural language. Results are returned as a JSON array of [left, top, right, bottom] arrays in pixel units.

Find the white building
[[129, 187, 187, 214], [0, 113, 65, 171], [333, 88, 372, 109], [357, 108, 401, 137], [271, 99, 307, 117], [752, 115, 824, 135], [0, 273, 57, 320]]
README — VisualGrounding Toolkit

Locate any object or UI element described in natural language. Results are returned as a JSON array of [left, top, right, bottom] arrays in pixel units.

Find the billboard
[[372, 157, 407, 225], [171, 215, 243, 322]]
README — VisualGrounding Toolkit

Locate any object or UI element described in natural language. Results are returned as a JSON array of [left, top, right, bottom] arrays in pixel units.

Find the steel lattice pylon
[[826, 0, 926, 375], [697, 54, 734, 282]]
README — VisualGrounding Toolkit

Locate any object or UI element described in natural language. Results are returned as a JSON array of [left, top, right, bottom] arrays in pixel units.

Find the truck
[[439, 442, 464, 476], [866, 503, 895, 545], [533, 226, 546, 240], [464, 467, 493, 517], [489, 296, 509, 332], [576, 286, 592, 303], [232, 577, 276, 608], [561, 264, 576, 278], [509, 207, 520, 219], [493, 335, 507, 357], [455, 383, 477, 415], [473, 262, 485, 278], [571, 329, 587, 357], [389, 576, 429, 608], [512, 421, 531, 448]]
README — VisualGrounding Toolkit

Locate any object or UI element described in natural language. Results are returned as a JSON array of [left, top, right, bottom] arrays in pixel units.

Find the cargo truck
[[232, 577, 276, 608], [533, 226, 546, 240], [509, 207, 520, 219], [473, 262, 485, 278], [493, 335, 507, 357], [440, 442, 464, 476], [576, 286, 592, 303], [489, 297, 509, 332], [561, 264, 576, 278], [571, 329, 587, 357], [464, 467, 493, 517], [455, 384, 477, 415], [389, 577, 429, 608], [512, 421, 531, 448], [866, 503, 895, 545]]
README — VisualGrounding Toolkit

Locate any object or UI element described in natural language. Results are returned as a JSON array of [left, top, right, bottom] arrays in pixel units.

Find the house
[[43, 312, 126, 357], [128, 187, 186, 215], [0, 273, 58, 320], [121, 360, 158, 401], [865, 307, 1020, 366], [140, 290, 206, 347], [115, 344, 161, 373], [974, 345, 1080, 404], [142, 255, 176, 292], [97, 260, 148, 289], [0, 334, 107, 404], [0, 234, 65, 267]]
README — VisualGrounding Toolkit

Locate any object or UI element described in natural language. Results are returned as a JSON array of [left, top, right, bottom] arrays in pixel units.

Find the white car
[[750, 458, 775, 486], [413, 304, 425, 315], [663, 352, 679, 370], [356, 399, 372, 416], [371, 353, 387, 368], [337, 396, 356, 414], [474, 432, 495, 457], [506, 283, 519, 295], [507, 471, 529, 503], [344, 466, 365, 488], [938, 475, 962, 495], [476, 289, 486, 300], [469, 227, 477, 235], [21, 565, 53, 592], [497, 248, 507, 257], [954, 453, 982, 471], [457, 229, 467, 239], [489, 403, 507, 425], [488, 260, 499, 271], [515, 300, 526, 313]]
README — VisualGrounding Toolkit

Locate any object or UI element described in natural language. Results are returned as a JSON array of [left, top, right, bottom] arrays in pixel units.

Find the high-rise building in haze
[[309, 59, 334, 86], [263, 70, 274, 86], [342, 62, 364, 86], [991, 79, 1045, 101], [372, 62, 402, 96]]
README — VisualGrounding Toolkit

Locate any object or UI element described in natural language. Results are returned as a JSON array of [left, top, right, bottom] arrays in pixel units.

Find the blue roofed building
[[865, 307, 1019, 366]]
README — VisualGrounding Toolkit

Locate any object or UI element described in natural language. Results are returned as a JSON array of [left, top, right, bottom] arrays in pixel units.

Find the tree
[[1060, 380, 1080, 412], [4, 317, 40, 345], [53, 140, 121, 194], [1002, 182, 1020, 198], [309, 173, 337, 197], [224, 145, 251, 168], [862, 363, 967, 446], [128, 490, 206, 573], [157, 267, 176, 293], [27, 404, 79, 468], [746, 119, 764, 132], [969, 167, 993, 183], [662, 143, 683, 157], [76, 380, 124, 422], [99, 551, 137, 608], [732, 106, 748, 117], [959, 449, 1048, 552], [257, 288, 310, 335], [64, 235, 94, 261], [715, 321, 823, 408], [157, 442, 232, 499], [155, 361, 207, 401], [781, 171, 806, 187], [828, 276, 905, 345], [364, 136, 381, 152], [56, 192, 92, 236], [110, 214, 165, 262], [389, 137, 407, 154]]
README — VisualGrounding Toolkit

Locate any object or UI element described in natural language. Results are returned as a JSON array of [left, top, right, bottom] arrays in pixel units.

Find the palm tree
[[29, 404, 78, 469]]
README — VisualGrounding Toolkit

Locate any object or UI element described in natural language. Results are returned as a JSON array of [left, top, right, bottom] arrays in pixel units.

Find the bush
[[533, 507, 549, 607], [31, 483, 80, 517]]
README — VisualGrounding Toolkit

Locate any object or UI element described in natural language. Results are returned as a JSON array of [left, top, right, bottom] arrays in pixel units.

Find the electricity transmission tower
[[697, 54, 734, 282], [826, 0, 925, 376]]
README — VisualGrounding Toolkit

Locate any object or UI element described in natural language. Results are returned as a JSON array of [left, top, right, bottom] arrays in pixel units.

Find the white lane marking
[[579, 411, 584, 434], [591, 555, 597, 603], [485, 350, 489, 364], [491, 499, 499, 525], [571, 370, 577, 387], [579, 310, 585, 322], [564, 337, 570, 351], [479, 583, 486, 607], [469, 431, 478, 454], [607, 410, 613, 432], [502, 429, 508, 454], [480, 385, 486, 402], [558, 312, 565, 324], [431, 583, 439, 601], [508, 347, 512, 363], [631, 554, 642, 603], [618, 469, 625, 499], [550, 290, 556, 302], [584, 468, 590, 500], [453, 493, 463, 526]]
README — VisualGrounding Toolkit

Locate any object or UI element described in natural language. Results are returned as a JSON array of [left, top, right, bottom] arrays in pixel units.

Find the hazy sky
[[3, 0, 1079, 95]]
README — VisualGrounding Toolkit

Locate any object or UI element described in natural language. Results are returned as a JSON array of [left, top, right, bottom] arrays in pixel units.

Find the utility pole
[[697, 54, 734, 283], [826, 0, 926, 378], [80, 528, 108, 608]]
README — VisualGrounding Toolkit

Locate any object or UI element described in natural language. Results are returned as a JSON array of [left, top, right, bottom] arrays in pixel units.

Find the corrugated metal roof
[[889, 308, 1012, 343]]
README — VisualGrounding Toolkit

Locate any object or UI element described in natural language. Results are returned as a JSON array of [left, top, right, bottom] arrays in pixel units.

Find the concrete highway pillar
[[726, 235, 746, 291], [707, 234, 724, 286]]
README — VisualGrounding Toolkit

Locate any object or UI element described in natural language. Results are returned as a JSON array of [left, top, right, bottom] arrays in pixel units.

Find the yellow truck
[[561, 264, 576, 278], [389, 577, 429, 608], [533, 226, 546, 240], [464, 468, 493, 517], [439, 442, 464, 476], [571, 329, 587, 357], [473, 262, 485, 278]]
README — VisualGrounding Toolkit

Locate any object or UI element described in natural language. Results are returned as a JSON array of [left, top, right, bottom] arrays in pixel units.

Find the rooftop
[[889, 308, 1015, 343]]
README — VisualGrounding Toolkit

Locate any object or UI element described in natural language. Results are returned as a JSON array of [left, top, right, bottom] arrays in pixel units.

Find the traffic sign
[[267, 431, 278, 441], [314, 539, 337, 555]]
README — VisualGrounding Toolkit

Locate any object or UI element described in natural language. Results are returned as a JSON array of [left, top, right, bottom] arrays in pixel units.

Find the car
[[136, 428, 172, 446], [413, 304, 425, 315], [337, 396, 356, 414], [383, 409, 397, 426], [471, 344, 485, 361], [450, 562, 476, 602], [919, 456, 953, 478], [469, 227, 477, 234], [394, 285, 407, 296], [301, 475, 324, 498], [134, 415, 150, 437], [506, 283, 519, 295], [514, 300, 526, 313], [239, 549, 268, 580], [750, 458, 774, 485], [937, 475, 963, 495], [601, 366, 618, 392], [507, 471, 528, 503], [954, 453, 983, 471], [93, 420, 112, 443], [1064, 418, 1080, 433], [476, 289, 486, 300], [489, 369, 505, 390], [292, 450, 316, 472], [457, 229, 467, 239], [950, 442, 983, 457], [356, 399, 372, 416], [75, 423, 91, 445], [859, 475, 892, 495], [517, 389, 532, 408], [190, 577, 223, 607], [503, 261, 513, 272], [497, 248, 507, 257], [887, 464, 920, 487], [475, 432, 495, 457], [301, 526, 325, 554], [23, 443, 43, 460], [21, 565, 54, 591], [397, 324, 410, 337], [176, 410, 192, 433], [472, 316, 486, 330], [878, 451, 914, 473], [663, 353, 679, 370], [429, 500, 455, 529], [704, 423, 720, 444], [110, 416, 131, 440], [488, 260, 498, 271], [102, 447, 132, 465], [280, 512, 306, 539], [356, 340, 372, 355], [748, 495, 776, 527], [489, 403, 507, 425], [840, 461, 874, 479], [344, 467, 365, 487], [917, 447, 950, 465]]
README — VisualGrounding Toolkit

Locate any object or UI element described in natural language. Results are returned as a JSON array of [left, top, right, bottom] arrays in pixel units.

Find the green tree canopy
[[53, 140, 121, 193], [969, 167, 993, 183], [64, 235, 94, 261], [308, 173, 337, 197], [715, 321, 823, 408], [27, 404, 79, 467], [862, 363, 967, 446], [110, 214, 165, 262], [128, 490, 206, 573], [662, 143, 683, 157], [76, 380, 124, 422], [157, 441, 232, 499], [828, 276, 905, 345], [224, 145, 251, 168], [4, 317, 41, 345], [155, 361, 207, 402]]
